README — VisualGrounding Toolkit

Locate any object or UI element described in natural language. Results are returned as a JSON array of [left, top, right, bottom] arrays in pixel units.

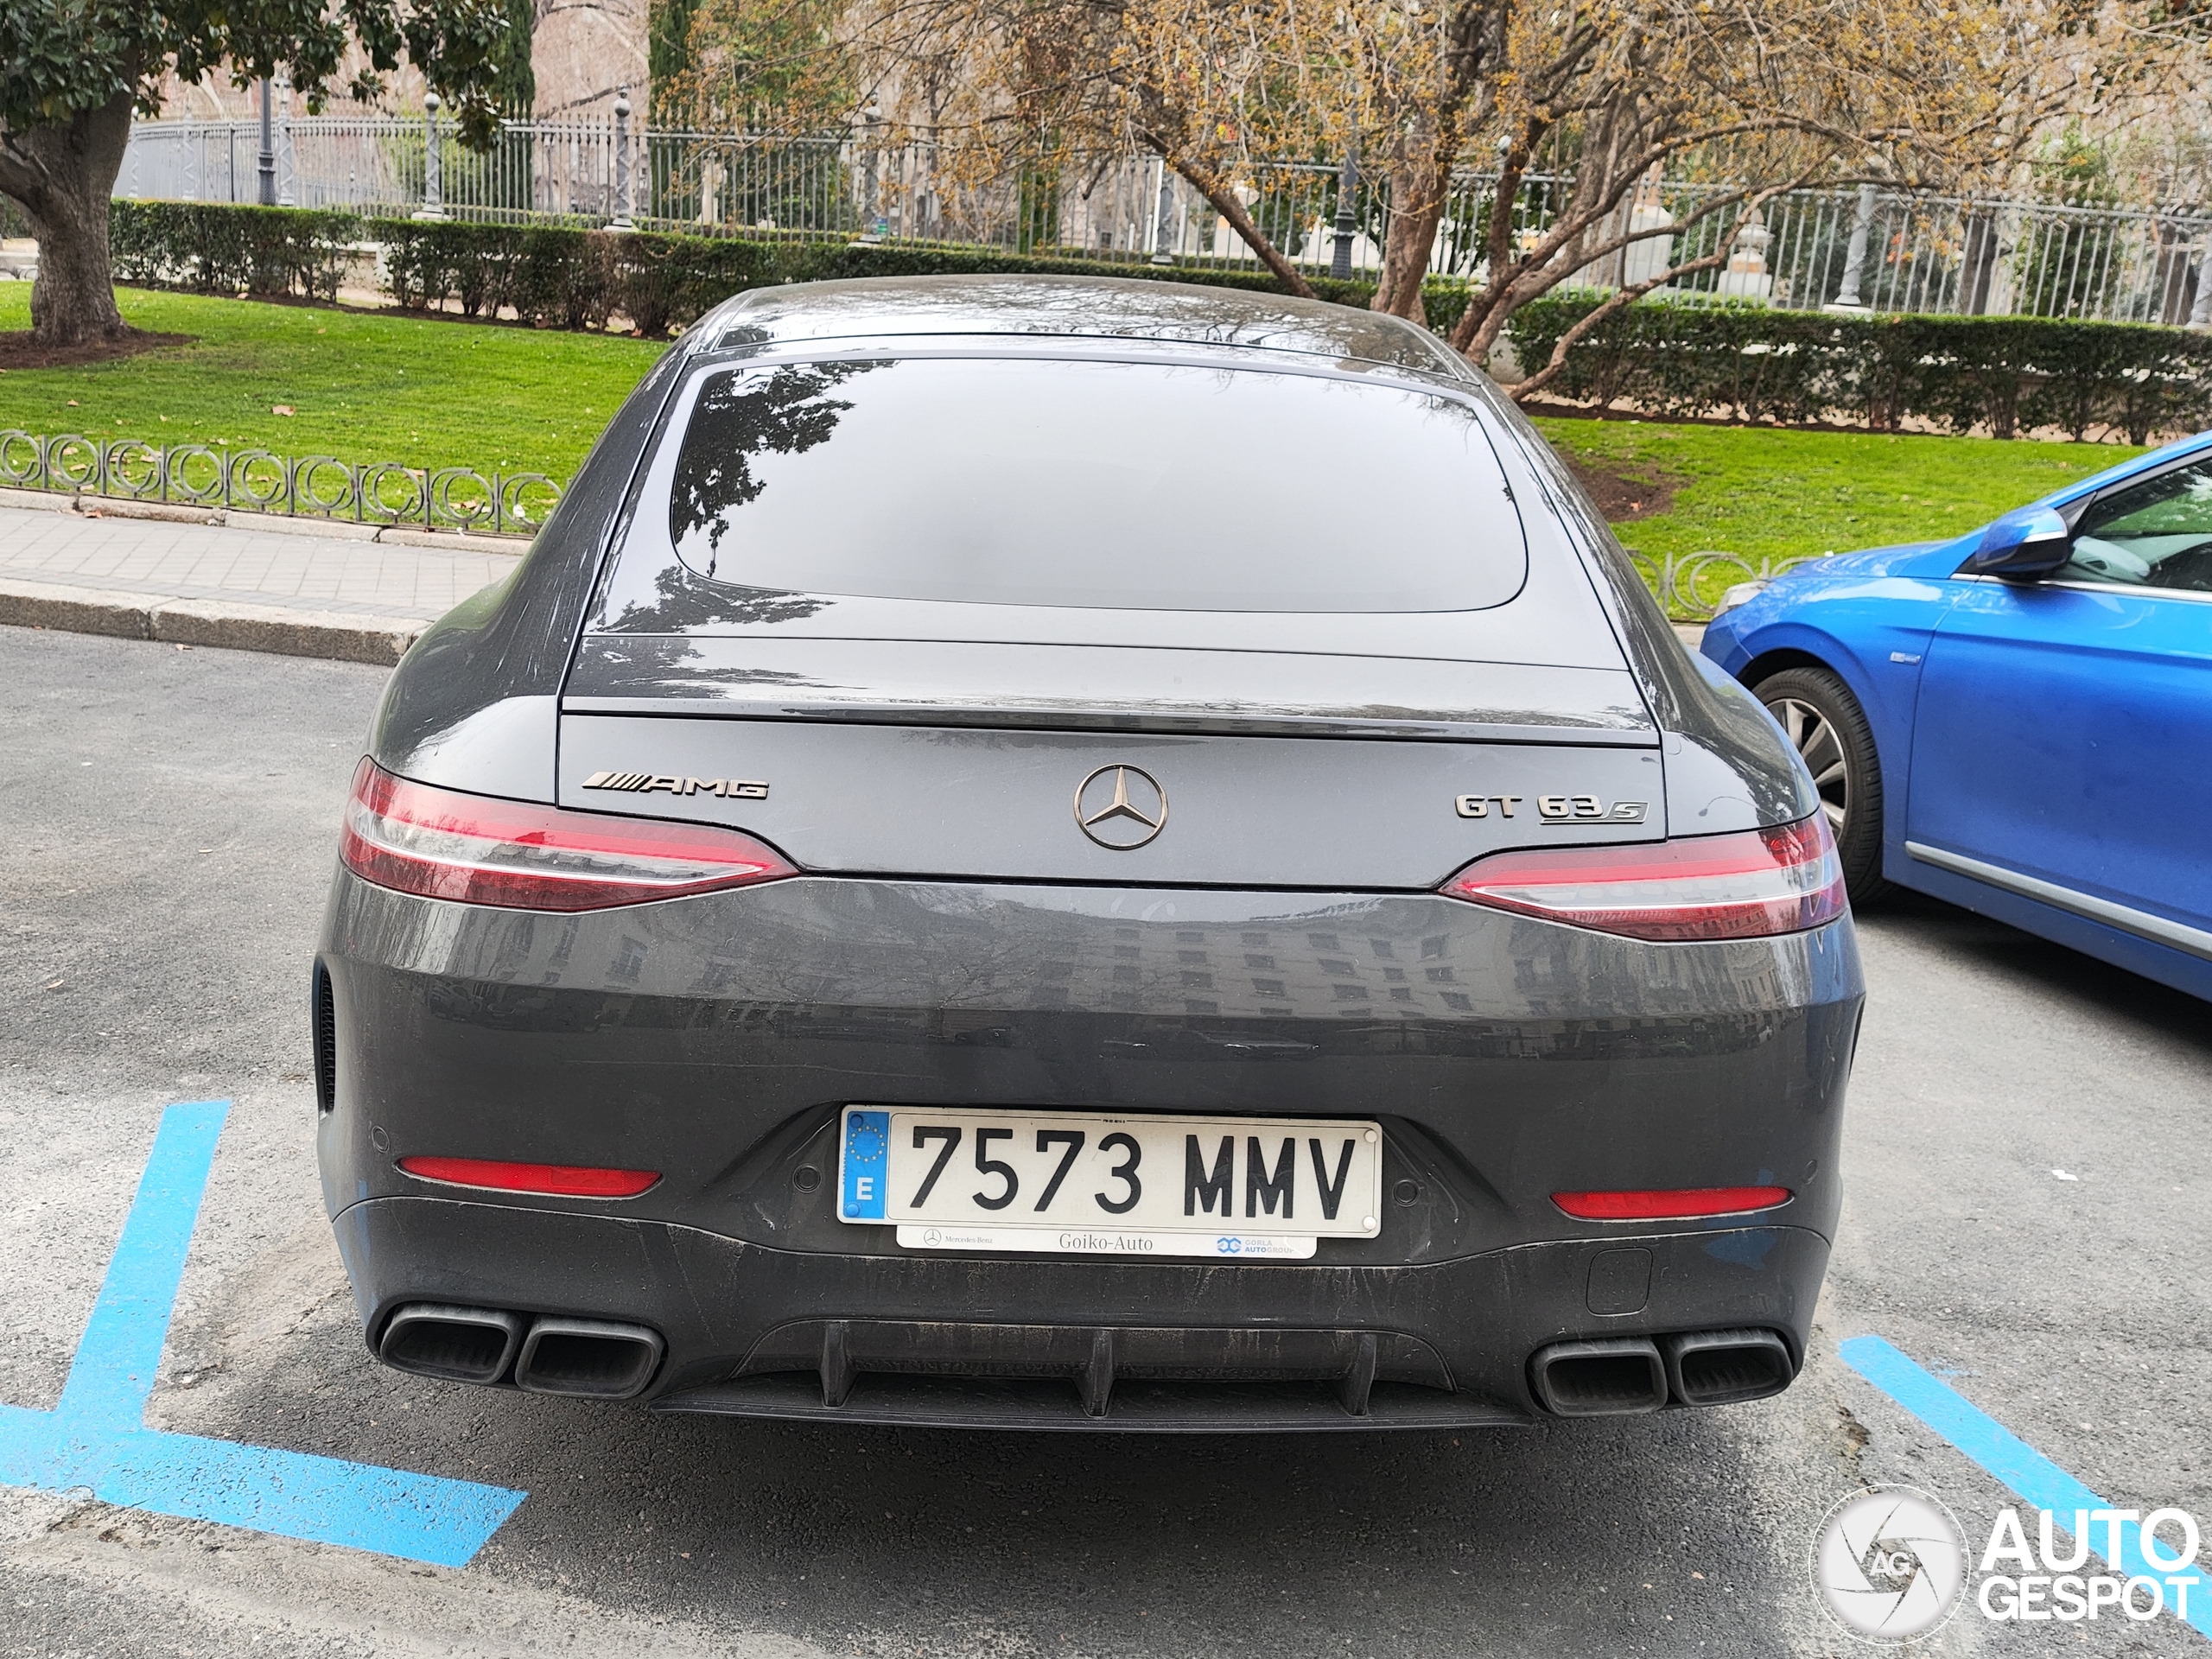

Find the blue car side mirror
[[1961, 507, 2072, 579]]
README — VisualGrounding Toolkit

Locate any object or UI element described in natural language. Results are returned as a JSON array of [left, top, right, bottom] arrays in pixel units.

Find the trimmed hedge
[[1506, 291, 2212, 442], [96, 202, 2203, 442], [103, 199, 1426, 337], [109, 201, 363, 301]]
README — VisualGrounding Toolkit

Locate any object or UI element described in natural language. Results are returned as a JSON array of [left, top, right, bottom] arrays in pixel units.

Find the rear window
[[656, 356, 1526, 613]]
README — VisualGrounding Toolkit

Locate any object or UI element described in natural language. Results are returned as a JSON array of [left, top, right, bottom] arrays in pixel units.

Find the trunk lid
[[558, 637, 1665, 889]]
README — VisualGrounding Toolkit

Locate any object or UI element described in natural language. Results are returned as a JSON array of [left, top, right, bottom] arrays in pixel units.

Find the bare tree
[[1400, 0, 2102, 393], [846, 0, 2102, 393], [852, 0, 1327, 293]]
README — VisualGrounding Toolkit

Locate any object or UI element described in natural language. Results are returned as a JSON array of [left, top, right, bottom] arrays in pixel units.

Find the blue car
[[1700, 432, 2212, 1001]]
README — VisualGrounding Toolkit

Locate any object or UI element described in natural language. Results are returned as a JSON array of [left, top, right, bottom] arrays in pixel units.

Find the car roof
[[700, 274, 1471, 378]]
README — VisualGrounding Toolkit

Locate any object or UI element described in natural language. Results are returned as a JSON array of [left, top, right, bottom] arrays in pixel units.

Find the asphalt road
[[3, 626, 2206, 1659]]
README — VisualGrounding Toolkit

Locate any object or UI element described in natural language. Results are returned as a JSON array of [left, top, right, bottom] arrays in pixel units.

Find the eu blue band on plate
[[842, 1109, 889, 1219]]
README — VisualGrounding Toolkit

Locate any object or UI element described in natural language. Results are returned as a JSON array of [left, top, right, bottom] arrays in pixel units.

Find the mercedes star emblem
[[1074, 765, 1168, 850]]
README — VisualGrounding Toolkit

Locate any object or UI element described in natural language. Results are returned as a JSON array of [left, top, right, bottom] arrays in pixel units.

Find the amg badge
[[1455, 793, 1647, 823], [582, 772, 770, 799]]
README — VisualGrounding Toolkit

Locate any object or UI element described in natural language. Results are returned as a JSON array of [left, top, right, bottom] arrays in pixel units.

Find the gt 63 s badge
[[1455, 793, 1648, 823]]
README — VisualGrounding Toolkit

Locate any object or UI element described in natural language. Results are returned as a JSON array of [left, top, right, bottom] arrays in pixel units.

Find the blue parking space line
[[0, 1101, 525, 1567], [56, 1101, 226, 1433], [1841, 1334, 2212, 1642]]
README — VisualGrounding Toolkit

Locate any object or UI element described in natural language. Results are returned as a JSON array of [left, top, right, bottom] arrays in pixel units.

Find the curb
[[0, 578, 426, 666], [0, 486, 532, 556]]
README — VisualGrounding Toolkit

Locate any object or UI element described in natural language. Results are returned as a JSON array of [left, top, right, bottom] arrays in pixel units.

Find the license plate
[[836, 1107, 1383, 1259]]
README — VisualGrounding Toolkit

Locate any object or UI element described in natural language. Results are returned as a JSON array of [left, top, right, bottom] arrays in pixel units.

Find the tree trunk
[[0, 91, 137, 348], [1370, 130, 1454, 326]]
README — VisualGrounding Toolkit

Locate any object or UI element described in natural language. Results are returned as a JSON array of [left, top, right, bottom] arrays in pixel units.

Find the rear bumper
[[318, 868, 1859, 1427], [334, 1195, 1832, 1428]]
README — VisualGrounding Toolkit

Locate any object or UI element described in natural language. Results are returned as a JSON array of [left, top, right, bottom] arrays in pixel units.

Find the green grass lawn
[[0, 286, 665, 480], [1535, 417, 2145, 564], [0, 289, 2154, 560]]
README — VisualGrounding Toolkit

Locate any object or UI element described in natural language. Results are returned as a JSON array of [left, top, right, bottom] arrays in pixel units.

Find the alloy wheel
[[1770, 696, 1849, 835]]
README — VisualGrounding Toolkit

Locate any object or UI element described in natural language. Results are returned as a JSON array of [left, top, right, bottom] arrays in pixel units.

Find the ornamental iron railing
[[1629, 548, 1826, 620], [0, 430, 558, 537], [115, 116, 2212, 326], [0, 427, 1817, 613]]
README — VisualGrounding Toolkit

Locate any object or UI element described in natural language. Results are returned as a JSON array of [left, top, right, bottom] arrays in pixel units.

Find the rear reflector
[[1439, 815, 1846, 942], [1553, 1186, 1791, 1220], [398, 1156, 660, 1198], [341, 759, 795, 912]]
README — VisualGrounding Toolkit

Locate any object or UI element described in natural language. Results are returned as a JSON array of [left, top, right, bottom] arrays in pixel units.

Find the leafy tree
[[1, 0, 513, 346]]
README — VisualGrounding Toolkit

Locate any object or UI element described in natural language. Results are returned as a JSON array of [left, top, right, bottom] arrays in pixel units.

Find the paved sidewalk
[[0, 499, 519, 664]]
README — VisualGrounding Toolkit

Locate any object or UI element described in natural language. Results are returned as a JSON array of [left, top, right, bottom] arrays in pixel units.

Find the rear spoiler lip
[[560, 634, 1659, 747], [556, 696, 1659, 746]]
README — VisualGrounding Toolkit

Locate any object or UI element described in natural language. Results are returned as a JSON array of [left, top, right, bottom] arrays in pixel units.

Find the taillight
[[1439, 815, 1846, 942], [1553, 1186, 1792, 1220], [340, 759, 795, 912], [397, 1155, 660, 1198]]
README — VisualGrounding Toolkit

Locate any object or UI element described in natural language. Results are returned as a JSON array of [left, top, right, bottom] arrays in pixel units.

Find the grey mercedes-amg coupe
[[315, 276, 1860, 1430]]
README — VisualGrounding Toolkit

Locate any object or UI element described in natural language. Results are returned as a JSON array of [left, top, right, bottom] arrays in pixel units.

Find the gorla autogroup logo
[[1811, 1485, 1970, 1643]]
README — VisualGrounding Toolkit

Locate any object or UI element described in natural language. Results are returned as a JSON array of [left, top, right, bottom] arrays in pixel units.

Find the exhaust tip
[[1664, 1328, 1796, 1407], [1529, 1337, 1667, 1416], [378, 1303, 524, 1385], [516, 1317, 664, 1400]]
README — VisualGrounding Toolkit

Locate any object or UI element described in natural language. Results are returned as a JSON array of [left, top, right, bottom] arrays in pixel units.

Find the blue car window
[[2064, 459, 2212, 592]]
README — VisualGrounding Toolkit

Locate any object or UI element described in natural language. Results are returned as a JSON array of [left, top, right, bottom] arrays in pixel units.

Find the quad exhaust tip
[[1662, 1327, 1795, 1407], [515, 1316, 664, 1400], [1529, 1337, 1669, 1416], [379, 1303, 526, 1385], [378, 1305, 664, 1398], [1529, 1328, 1796, 1416]]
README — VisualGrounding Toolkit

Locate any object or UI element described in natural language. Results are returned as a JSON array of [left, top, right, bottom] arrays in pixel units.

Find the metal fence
[[0, 430, 559, 537], [115, 116, 2212, 325]]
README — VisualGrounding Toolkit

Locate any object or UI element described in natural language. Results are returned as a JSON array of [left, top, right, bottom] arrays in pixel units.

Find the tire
[[1751, 666, 1891, 906]]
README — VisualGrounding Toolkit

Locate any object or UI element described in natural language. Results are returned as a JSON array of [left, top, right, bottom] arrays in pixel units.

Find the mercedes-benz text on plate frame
[[1075, 765, 1167, 849], [837, 1108, 1383, 1260]]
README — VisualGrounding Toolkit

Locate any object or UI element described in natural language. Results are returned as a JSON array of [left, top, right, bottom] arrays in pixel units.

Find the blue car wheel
[[1751, 667, 1890, 905]]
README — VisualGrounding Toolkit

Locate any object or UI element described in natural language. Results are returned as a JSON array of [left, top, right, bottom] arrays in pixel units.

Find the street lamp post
[[1330, 149, 1358, 281]]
